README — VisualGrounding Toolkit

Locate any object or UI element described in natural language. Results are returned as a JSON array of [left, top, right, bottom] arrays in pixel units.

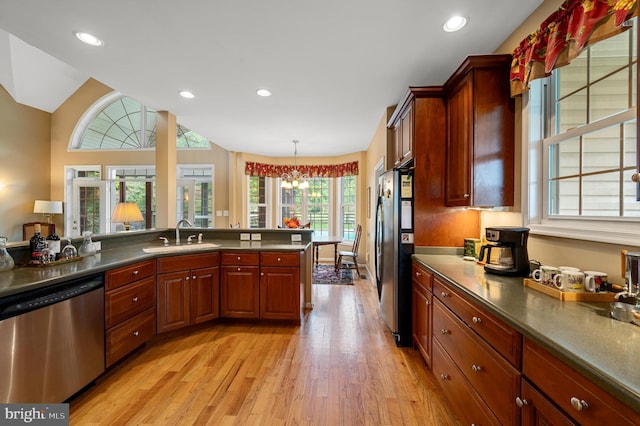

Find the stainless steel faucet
[[175, 219, 193, 245]]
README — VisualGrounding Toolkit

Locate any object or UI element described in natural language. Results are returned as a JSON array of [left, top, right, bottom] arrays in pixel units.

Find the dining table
[[311, 235, 343, 268]]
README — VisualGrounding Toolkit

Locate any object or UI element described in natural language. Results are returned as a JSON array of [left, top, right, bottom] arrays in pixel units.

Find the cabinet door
[[190, 266, 220, 324], [445, 73, 473, 206], [260, 266, 300, 320], [400, 103, 413, 164], [520, 379, 576, 426], [157, 271, 190, 333], [412, 281, 432, 367], [220, 266, 260, 318], [392, 121, 402, 167]]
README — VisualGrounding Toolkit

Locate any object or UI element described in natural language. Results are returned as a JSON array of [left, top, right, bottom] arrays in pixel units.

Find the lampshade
[[281, 140, 309, 190], [33, 200, 63, 215], [111, 202, 144, 231]]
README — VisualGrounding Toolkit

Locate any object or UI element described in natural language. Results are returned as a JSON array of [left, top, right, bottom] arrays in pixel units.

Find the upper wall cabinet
[[444, 55, 515, 207], [388, 93, 415, 168]]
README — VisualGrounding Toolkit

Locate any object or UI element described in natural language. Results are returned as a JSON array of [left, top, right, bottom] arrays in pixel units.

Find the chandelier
[[281, 140, 309, 189]]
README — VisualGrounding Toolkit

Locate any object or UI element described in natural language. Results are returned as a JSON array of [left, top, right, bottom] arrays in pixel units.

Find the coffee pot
[[478, 227, 530, 277]]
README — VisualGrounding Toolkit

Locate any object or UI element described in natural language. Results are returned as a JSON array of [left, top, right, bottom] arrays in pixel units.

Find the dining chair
[[335, 224, 362, 278]]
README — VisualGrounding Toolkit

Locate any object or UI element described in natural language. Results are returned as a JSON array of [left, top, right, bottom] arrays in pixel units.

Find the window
[[107, 166, 155, 231], [177, 165, 214, 227], [248, 176, 269, 228], [71, 94, 210, 150], [339, 175, 357, 241], [278, 178, 331, 234], [527, 18, 640, 244]]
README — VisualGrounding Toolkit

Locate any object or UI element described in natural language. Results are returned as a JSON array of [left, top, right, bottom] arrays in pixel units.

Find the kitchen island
[[413, 253, 640, 423]]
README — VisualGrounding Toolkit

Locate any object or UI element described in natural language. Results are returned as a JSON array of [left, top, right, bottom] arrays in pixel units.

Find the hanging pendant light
[[281, 140, 309, 189]]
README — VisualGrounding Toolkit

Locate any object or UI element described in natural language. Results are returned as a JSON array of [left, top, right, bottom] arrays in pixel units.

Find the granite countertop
[[0, 239, 311, 299], [413, 253, 640, 413]]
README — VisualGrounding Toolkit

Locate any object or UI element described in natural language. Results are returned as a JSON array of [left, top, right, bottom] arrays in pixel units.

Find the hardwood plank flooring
[[69, 270, 461, 425]]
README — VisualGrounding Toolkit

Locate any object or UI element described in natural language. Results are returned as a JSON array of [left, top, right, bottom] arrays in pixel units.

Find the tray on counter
[[523, 278, 617, 301], [25, 256, 83, 268]]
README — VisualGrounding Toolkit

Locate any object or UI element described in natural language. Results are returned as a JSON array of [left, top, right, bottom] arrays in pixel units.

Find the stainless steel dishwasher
[[0, 274, 105, 403]]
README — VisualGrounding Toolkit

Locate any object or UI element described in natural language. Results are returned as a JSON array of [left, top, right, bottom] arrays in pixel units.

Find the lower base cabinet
[[519, 378, 576, 426], [220, 252, 260, 318], [156, 253, 220, 334]]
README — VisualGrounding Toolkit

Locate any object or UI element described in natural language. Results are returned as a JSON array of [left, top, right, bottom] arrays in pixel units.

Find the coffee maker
[[478, 227, 530, 277]]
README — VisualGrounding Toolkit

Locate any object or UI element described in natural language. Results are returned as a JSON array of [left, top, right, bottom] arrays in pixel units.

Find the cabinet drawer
[[432, 339, 501, 426], [106, 260, 156, 291], [433, 299, 520, 426], [260, 252, 299, 267], [106, 308, 155, 367], [156, 252, 219, 273], [105, 276, 155, 328], [412, 261, 432, 292], [221, 251, 259, 266], [523, 338, 640, 425], [433, 276, 522, 366]]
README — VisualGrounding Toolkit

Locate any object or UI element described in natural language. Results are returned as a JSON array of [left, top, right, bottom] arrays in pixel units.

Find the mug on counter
[[532, 265, 560, 286], [584, 271, 608, 293], [553, 269, 585, 292]]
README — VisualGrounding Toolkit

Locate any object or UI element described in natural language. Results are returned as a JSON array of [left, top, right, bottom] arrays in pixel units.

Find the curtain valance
[[510, 0, 638, 96], [245, 161, 359, 178]]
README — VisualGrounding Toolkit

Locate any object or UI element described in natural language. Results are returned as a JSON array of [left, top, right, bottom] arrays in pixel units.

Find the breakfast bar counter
[[413, 253, 640, 415]]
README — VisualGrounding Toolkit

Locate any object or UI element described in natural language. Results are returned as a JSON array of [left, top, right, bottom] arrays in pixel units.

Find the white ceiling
[[0, 1, 542, 157]]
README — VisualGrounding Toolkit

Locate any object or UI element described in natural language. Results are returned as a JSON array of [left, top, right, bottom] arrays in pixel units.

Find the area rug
[[312, 264, 353, 285]]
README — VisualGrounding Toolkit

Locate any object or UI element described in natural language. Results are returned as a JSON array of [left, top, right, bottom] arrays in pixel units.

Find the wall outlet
[[240, 233, 250, 241], [93, 241, 101, 251], [291, 234, 302, 242], [251, 233, 262, 241]]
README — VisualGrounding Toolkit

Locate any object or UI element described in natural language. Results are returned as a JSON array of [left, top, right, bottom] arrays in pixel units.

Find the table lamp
[[111, 202, 144, 231], [33, 200, 63, 223]]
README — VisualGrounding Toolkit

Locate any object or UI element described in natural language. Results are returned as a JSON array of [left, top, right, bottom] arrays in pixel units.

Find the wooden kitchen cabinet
[[432, 275, 522, 425], [220, 252, 260, 319], [522, 338, 640, 425], [156, 253, 220, 333], [260, 252, 303, 321], [389, 100, 413, 168], [412, 261, 432, 367], [105, 259, 156, 367], [519, 378, 577, 426], [444, 54, 514, 207]]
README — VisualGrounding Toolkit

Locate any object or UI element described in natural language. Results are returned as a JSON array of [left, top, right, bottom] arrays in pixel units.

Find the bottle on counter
[[46, 227, 61, 260], [30, 224, 47, 263], [0, 236, 15, 271]]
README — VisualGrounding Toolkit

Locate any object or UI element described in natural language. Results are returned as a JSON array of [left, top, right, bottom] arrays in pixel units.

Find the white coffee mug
[[553, 270, 585, 291], [584, 270, 608, 292], [532, 265, 560, 286]]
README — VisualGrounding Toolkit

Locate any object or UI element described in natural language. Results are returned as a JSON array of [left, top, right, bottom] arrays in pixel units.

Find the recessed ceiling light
[[179, 90, 195, 99], [74, 31, 104, 46], [256, 89, 272, 97], [443, 16, 467, 32]]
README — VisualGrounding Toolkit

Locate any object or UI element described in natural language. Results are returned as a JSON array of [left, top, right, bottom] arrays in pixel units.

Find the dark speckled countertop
[[0, 238, 310, 299], [413, 253, 640, 414]]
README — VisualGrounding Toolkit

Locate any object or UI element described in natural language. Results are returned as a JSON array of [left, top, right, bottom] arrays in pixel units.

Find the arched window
[[71, 94, 210, 150]]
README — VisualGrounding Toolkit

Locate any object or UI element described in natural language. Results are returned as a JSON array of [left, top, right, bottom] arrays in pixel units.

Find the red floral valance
[[245, 161, 359, 178], [510, 0, 638, 96]]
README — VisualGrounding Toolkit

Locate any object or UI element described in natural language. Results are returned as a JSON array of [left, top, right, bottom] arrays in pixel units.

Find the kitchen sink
[[142, 242, 220, 253]]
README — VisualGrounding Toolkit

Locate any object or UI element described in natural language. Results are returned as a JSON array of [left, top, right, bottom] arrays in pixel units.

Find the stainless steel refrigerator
[[375, 168, 414, 347]]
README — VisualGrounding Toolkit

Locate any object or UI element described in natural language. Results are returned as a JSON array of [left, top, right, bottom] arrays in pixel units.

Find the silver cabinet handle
[[192, 275, 196, 279], [426, 300, 430, 305], [277, 257, 281, 262], [440, 329, 450, 335], [261, 272, 264, 276], [515, 397, 528, 408], [416, 271, 422, 277], [237, 267, 241, 271], [132, 297, 138, 302], [186, 276, 190, 280], [472, 316, 481, 324], [464, 193, 470, 198], [237, 256, 241, 260], [439, 374, 449, 380], [441, 292, 449, 298], [570, 397, 589, 411], [133, 331, 140, 336], [133, 270, 139, 276], [471, 364, 482, 373]]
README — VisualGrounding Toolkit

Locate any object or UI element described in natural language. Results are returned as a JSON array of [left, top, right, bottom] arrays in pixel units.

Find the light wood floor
[[69, 270, 461, 425]]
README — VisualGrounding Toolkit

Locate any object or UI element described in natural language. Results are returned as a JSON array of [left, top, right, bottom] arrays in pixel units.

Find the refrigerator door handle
[[374, 195, 383, 298]]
